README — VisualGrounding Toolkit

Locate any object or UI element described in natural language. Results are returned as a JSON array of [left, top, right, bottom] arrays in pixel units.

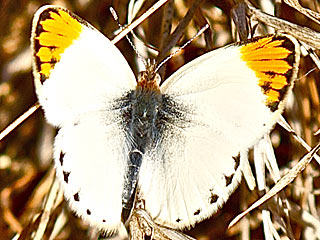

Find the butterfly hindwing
[[138, 35, 300, 229], [54, 113, 127, 231]]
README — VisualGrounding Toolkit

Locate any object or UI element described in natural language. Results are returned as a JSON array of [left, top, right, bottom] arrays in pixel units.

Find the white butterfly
[[31, 5, 300, 234]]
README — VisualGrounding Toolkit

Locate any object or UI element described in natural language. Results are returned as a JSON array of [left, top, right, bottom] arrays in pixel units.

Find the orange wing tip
[[240, 35, 299, 111], [32, 6, 84, 82]]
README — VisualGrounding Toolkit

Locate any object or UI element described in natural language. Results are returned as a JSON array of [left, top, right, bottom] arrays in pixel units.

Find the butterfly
[[31, 4, 300, 234]]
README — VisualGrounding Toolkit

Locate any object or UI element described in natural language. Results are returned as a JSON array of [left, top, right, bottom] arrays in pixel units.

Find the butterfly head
[[137, 60, 161, 92]]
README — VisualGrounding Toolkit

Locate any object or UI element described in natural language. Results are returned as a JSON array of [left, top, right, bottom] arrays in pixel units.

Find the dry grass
[[0, 0, 320, 239]]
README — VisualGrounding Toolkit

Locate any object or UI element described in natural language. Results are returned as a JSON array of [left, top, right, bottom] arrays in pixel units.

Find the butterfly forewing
[[31, 5, 136, 127]]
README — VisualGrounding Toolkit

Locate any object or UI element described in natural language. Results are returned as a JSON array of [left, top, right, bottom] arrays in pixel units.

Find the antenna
[[111, 7, 210, 74], [110, 7, 147, 67], [155, 24, 209, 73]]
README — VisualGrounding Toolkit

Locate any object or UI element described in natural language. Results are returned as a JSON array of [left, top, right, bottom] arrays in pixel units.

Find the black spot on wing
[[176, 218, 181, 223], [209, 193, 218, 204], [194, 209, 201, 216], [87, 209, 91, 215], [73, 192, 79, 201], [63, 171, 70, 183], [233, 154, 240, 171], [59, 151, 65, 166], [225, 174, 234, 186]]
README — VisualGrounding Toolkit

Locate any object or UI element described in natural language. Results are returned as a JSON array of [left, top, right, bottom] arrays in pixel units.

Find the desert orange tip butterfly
[[31, 4, 300, 235]]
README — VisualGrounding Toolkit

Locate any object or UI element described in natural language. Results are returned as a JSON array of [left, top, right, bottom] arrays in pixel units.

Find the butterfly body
[[121, 68, 162, 220], [31, 5, 300, 234]]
